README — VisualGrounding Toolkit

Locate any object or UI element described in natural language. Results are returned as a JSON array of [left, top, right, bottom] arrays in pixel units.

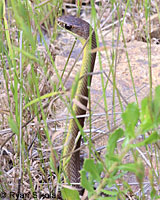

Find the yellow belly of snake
[[57, 15, 97, 184]]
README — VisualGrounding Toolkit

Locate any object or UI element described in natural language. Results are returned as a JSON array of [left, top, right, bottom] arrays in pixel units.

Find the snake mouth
[[57, 20, 72, 31]]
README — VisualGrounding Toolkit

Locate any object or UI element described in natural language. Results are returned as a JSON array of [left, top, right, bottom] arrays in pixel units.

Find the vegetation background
[[0, 0, 160, 199]]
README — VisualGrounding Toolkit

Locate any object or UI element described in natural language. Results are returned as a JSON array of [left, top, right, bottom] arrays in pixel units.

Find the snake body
[[57, 15, 97, 184]]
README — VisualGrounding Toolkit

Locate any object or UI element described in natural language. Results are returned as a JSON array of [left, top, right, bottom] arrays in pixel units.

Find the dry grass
[[0, 0, 160, 199]]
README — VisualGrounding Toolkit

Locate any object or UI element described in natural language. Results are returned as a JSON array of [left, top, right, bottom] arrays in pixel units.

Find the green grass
[[0, 0, 160, 199]]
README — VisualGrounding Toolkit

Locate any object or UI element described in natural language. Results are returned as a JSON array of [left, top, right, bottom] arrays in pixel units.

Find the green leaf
[[80, 159, 103, 195], [140, 97, 153, 133], [105, 155, 120, 162], [98, 196, 117, 200], [61, 187, 80, 200], [105, 129, 123, 169], [155, 195, 160, 199], [140, 86, 160, 133], [122, 103, 139, 138], [152, 86, 160, 124], [101, 189, 118, 196], [83, 159, 102, 182], [80, 169, 94, 193], [133, 132, 160, 148], [107, 128, 124, 156], [119, 163, 137, 173], [8, 117, 19, 135], [150, 188, 157, 199], [118, 162, 144, 184]]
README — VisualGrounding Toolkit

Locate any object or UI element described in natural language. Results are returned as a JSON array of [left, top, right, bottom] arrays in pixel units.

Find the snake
[[57, 15, 97, 184]]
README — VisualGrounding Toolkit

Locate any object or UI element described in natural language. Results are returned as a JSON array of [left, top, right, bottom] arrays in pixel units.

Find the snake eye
[[65, 24, 72, 30]]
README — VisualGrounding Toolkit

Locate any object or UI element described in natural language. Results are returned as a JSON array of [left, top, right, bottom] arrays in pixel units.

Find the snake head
[[57, 15, 92, 40]]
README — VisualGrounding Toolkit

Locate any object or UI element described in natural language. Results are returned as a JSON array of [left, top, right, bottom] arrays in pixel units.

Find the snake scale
[[57, 15, 97, 184]]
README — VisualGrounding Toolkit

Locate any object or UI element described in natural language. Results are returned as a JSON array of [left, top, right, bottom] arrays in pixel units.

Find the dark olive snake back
[[57, 15, 97, 184]]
